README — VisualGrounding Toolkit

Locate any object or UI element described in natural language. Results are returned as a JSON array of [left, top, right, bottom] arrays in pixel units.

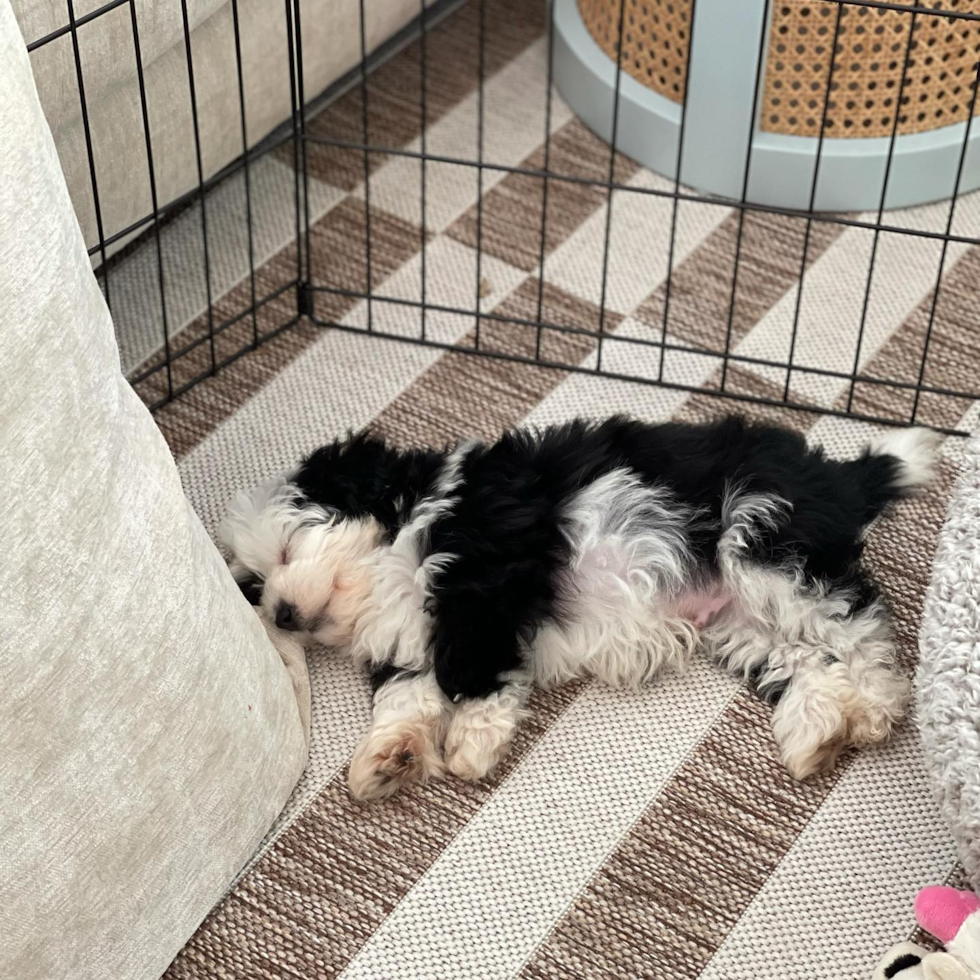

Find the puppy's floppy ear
[[922, 952, 971, 980], [218, 476, 308, 575]]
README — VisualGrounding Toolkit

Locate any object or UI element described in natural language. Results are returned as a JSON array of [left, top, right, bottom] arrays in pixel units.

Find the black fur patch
[[748, 662, 790, 705], [293, 431, 445, 539], [368, 662, 419, 694]]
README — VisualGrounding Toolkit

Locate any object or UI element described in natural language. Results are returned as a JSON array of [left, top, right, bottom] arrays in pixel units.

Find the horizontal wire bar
[[309, 316, 969, 437], [27, 0, 129, 50], [86, 127, 295, 260], [308, 284, 980, 401], [130, 277, 300, 384], [300, 134, 980, 248], [144, 314, 302, 411]]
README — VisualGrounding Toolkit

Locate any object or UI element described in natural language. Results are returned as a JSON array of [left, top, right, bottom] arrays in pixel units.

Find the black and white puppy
[[219, 415, 938, 801]]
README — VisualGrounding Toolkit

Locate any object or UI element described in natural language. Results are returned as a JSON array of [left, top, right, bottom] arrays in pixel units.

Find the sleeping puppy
[[219, 415, 937, 801]]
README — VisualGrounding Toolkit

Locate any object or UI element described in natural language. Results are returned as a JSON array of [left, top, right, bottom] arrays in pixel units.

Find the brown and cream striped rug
[[110, 2, 980, 976]]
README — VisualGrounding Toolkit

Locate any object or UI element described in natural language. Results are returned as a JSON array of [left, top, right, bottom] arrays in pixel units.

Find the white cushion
[[0, 4, 308, 977], [918, 433, 980, 892]]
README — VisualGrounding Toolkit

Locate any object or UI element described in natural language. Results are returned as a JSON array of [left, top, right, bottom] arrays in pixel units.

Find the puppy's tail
[[849, 427, 941, 523]]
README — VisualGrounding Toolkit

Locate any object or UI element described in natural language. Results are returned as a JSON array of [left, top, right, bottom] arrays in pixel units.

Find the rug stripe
[[360, 37, 572, 233], [540, 171, 729, 320], [845, 244, 980, 430], [733, 195, 980, 410], [444, 118, 641, 271], [340, 667, 739, 980], [635, 208, 843, 363]]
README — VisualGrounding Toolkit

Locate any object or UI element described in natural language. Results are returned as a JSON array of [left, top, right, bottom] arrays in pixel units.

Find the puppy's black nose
[[276, 602, 300, 631]]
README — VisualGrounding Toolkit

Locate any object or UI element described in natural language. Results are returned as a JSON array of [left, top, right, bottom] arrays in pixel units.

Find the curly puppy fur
[[219, 415, 938, 800]]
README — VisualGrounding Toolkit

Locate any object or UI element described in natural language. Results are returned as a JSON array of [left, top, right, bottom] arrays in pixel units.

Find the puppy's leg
[[443, 671, 532, 782], [710, 485, 911, 779], [771, 620, 910, 780], [427, 587, 536, 783], [704, 579, 909, 779], [348, 669, 452, 802]]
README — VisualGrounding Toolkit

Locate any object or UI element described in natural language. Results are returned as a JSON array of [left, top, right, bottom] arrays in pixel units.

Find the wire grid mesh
[[23, 0, 980, 434]]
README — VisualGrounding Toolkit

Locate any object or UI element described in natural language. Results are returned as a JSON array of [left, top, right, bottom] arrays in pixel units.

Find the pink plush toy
[[874, 887, 980, 980]]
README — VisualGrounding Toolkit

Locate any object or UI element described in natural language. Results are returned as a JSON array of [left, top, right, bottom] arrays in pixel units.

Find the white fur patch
[[869, 426, 942, 490], [219, 476, 384, 647], [444, 671, 533, 781], [218, 475, 317, 577], [532, 468, 699, 690]]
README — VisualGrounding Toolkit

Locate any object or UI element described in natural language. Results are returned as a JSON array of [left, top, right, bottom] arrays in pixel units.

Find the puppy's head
[[219, 478, 383, 648]]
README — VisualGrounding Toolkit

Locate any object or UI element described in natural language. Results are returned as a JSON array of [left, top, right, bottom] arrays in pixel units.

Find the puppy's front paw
[[348, 721, 444, 802], [443, 696, 522, 783]]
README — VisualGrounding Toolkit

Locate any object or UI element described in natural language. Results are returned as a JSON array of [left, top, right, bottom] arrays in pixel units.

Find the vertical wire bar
[[533, 0, 557, 361], [358, 0, 374, 331], [845, 8, 916, 413], [719, 0, 771, 392], [179, 0, 216, 373], [419, 0, 428, 341], [66, 0, 111, 310], [294, 0, 312, 289], [473, 0, 486, 348], [595, 0, 627, 374], [658, 0, 698, 383], [910, 49, 980, 423], [782, 1, 844, 402], [284, 0, 304, 291], [129, 0, 173, 398], [230, 0, 258, 348]]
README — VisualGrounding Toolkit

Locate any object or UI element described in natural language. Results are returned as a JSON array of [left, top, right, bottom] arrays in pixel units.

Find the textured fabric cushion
[[918, 435, 980, 892], [13, 0, 433, 255], [0, 5, 308, 978]]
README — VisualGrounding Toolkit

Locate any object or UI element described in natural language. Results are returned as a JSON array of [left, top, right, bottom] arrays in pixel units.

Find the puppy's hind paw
[[443, 694, 524, 783]]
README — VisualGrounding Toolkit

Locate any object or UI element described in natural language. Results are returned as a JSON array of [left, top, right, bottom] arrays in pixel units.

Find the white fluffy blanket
[[919, 435, 980, 890]]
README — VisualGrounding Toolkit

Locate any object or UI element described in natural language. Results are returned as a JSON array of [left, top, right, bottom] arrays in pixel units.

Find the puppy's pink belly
[[673, 587, 732, 627]]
